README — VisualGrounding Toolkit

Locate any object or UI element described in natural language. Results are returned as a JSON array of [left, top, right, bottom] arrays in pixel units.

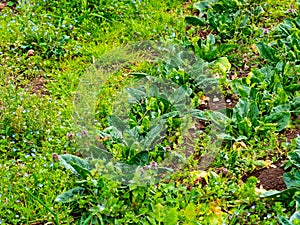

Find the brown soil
[[29, 76, 48, 95], [243, 160, 286, 191], [225, 94, 239, 109], [279, 128, 300, 143]]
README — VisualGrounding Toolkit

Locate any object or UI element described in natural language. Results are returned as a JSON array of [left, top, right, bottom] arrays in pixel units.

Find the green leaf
[[208, 111, 228, 131], [143, 124, 164, 149], [188, 60, 209, 79], [288, 150, 300, 168], [217, 133, 247, 141], [284, 171, 300, 188], [270, 104, 291, 114], [218, 44, 238, 56], [207, 34, 215, 45], [249, 102, 259, 124], [265, 111, 290, 131], [296, 137, 300, 149], [212, 57, 231, 74], [169, 86, 188, 106], [194, 1, 216, 14], [60, 154, 90, 169], [128, 72, 148, 78], [125, 86, 147, 103], [7, 1, 14, 7], [292, 97, 300, 113], [239, 13, 249, 27], [231, 80, 251, 97], [128, 151, 149, 166], [261, 187, 300, 201], [279, 211, 300, 225], [59, 154, 91, 176], [289, 211, 300, 225], [279, 215, 293, 225], [232, 98, 250, 121], [256, 42, 278, 63], [161, 111, 180, 120], [55, 187, 86, 203], [185, 16, 206, 26], [260, 190, 281, 198], [190, 109, 208, 120], [237, 118, 252, 137], [108, 115, 129, 132], [70, 162, 91, 179]]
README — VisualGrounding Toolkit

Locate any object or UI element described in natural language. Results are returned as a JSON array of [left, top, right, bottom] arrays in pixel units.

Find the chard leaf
[[292, 97, 300, 112], [124, 87, 146, 103], [189, 109, 208, 121], [108, 115, 129, 133], [231, 80, 250, 97], [218, 44, 238, 56], [279, 215, 293, 225], [270, 104, 291, 114], [59, 154, 91, 176], [217, 133, 247, 141], [265, 111, 290, 131], [237, 118, 252, 137], [161, 111, 179, 120], [70, 162, 91, 179], [232, 98, 250, 121], [289, 211, 300, 224], [260, 190, 281, 198], [169, 86, 188, 106], [60, 154, 90, 169], [279, 211, 300, 225], [256, 42, 278, 63], [128, 151, 149, 166], [55, 187, 86, 203], [143, 124, 164, 149], [185, 16, 206, 26], [208, 111, 228, 131], [212, 57, 231, 74], [284, 171, 300, 188], [193, 1, 213, 14], [288, 150, 300, 168], [248, 102, 259, 126], [296, 137, 300, 149], [260, 187, 300, 200]]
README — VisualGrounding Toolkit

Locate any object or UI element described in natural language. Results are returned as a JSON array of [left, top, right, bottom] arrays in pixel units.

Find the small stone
[[212, 97, 220, 102]]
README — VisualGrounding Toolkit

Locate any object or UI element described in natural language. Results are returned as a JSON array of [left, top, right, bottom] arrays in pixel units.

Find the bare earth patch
[[243, 160, 286, 191]]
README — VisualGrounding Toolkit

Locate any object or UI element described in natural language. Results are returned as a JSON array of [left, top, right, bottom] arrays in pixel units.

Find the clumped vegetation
[[0, 0, 299, 224]]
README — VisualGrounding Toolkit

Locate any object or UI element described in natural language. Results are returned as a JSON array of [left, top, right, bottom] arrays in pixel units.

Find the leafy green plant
[[100, 76, 194, 165], [186, 0, 264, 40], [221, 61, 300, 141], [256, 17, 300, 64], [194, 34, 238, 62], [211, 97, 291, 142]]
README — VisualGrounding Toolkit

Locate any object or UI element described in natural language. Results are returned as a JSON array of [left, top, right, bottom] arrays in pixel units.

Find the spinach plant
[[257, 18, 300, 64], [186, 0, 263, 40]]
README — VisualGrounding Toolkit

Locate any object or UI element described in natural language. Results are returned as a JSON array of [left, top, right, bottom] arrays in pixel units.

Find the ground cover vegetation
[[0, 0, 299, 224]]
